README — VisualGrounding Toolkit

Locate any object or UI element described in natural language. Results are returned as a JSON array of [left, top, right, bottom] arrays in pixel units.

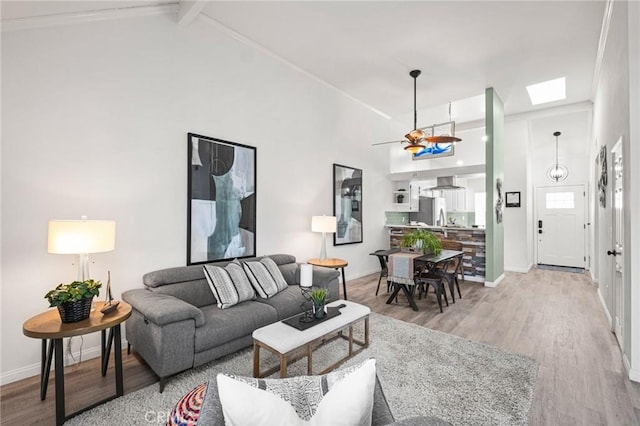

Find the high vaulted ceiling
[[2, 1, 606, 125]]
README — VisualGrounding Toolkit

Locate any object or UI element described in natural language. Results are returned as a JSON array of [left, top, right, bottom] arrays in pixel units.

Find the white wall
[[627, 0, 640, 382], [0, 12, 395, 383], [503, 120, 532, 272], [591, 0, 637, 378]]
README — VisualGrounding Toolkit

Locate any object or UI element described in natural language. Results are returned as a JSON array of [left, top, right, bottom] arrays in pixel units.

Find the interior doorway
[[536, 185, 586, 268], [610, 139, 624, 349]]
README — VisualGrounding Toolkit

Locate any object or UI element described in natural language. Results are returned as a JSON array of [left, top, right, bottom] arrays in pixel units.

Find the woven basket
[[57, 297, 93, 323]]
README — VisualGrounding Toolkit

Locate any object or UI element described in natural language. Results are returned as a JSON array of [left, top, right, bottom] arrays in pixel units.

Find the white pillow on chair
[[217, 358, 376, 425]]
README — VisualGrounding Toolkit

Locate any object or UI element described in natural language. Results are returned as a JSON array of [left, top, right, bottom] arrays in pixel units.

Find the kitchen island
[[386, 225, 485, 282]]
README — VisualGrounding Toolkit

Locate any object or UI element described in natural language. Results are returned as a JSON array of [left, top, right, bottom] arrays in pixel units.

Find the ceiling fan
[[373, 69, 462, 154]]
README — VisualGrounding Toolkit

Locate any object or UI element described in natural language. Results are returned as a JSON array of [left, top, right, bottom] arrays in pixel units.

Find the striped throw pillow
[[203, 262, 255, 309], [243, 257, 289, 299]]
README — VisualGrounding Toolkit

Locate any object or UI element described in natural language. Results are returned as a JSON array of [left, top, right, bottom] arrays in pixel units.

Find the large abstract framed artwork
[[187, 133, 256, 265], [333, 164, 363, 246]]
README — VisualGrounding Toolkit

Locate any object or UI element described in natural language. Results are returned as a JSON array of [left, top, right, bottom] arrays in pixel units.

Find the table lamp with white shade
[[48, 217, 116, 281], [311, 215, 336, 261], [48, 217, 118, 312]]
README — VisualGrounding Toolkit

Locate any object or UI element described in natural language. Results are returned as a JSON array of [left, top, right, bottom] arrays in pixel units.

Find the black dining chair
[[372, 250, 390, 296], [434, 242, 463, 302], [414, 262, 449, 313]]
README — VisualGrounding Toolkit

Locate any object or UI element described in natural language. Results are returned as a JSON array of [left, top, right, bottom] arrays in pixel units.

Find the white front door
[[611, 140, 624, 348], [536, 185, 586, 268]]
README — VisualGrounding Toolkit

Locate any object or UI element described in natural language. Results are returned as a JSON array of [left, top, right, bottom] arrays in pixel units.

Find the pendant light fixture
[[547, 131, 568, 182]]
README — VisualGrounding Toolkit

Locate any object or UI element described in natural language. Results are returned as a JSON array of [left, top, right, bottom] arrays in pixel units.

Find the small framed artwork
[[333, 164, 363, 245], [187, 133, 256, 265], [505, 191, 521, 208]]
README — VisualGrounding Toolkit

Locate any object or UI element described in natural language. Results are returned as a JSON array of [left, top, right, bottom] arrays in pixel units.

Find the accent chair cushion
[[243, 257, 289, 299], [217, 358, 376, 425], [203, 262, 255, 309]]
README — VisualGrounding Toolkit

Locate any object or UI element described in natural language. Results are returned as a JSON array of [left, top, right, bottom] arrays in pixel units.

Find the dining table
[[373, 248, 464, 312]]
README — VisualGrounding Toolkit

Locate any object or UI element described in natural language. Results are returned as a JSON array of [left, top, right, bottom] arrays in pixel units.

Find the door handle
[[607, 250, 618, 256]]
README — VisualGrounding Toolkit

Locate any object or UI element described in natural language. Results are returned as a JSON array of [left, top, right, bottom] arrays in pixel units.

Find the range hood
[[430, 176, 464, 190]]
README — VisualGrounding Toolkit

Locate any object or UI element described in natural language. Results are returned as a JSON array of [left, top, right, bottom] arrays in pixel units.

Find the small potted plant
[[45, 279, 102, 323], [310, 287, 328, 319], [401, 229, 443, 255]]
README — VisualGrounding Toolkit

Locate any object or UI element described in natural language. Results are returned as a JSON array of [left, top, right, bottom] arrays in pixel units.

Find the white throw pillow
[[217, 359, 376, 426], [242, 257, 289, 299], [203, 262, 255, 309]]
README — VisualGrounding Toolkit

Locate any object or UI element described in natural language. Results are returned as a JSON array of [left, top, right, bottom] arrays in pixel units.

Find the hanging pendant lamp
[[547, 131, 568, 182]]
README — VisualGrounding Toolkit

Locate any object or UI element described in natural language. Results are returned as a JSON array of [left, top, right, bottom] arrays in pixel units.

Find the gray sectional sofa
[[122, 254, 340, 392]]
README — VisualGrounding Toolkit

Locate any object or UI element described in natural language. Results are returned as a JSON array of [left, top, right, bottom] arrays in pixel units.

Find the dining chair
[[414, 262, 449, 313], [437, 254, 463, 302], [372, 250, 390, 296], [440, 240, 465, 281], [436, 240, 464, 302]]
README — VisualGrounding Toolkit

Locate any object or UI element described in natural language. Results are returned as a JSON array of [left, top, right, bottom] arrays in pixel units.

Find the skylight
[[526, 77, 566, 105]]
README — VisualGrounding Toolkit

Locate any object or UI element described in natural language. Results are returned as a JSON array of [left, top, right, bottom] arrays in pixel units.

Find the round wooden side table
[[308, 258, 349, 300], [23, 301, 132, 426]]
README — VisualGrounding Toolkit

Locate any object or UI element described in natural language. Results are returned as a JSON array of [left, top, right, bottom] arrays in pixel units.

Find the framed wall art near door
[[505, 191, 521, 208], [333, 163, 363, 245], [187, 133, 256, 265]]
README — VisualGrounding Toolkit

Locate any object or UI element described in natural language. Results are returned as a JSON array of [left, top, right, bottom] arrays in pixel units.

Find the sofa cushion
[[217, 358, 376, 425], [194, 302, 277, 352], [254, 286, 306, 320], [278, 262, 299, 285], [267, 254, 297, 265], [203, 263, 255, 309], [243, 258, 288, 298], [143, 265, 216, 308]]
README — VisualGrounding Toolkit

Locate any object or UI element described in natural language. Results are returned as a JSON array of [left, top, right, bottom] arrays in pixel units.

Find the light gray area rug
[[67, 313, 538, 426]]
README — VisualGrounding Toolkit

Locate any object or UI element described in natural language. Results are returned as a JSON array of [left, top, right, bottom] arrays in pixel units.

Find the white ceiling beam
[[1, 4, 177, 32], [178, 1, 206, 26]]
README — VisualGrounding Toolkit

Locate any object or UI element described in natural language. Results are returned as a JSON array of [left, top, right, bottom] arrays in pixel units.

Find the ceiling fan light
[[404, 143, 425, 154], [405, 129, 425, 143], [426, 135, 462, 143]]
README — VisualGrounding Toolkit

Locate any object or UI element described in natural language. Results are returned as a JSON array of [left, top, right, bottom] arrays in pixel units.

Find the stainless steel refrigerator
[[409, 197, 447, 226]]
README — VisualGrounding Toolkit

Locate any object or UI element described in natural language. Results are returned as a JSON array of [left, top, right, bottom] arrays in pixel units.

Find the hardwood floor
[[2, 268, 639, 425]]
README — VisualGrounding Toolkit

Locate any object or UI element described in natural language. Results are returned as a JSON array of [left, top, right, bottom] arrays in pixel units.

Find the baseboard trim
[[0, 338, 126, 386], [629, 367, 640, 383], [597, 288, 612, 328], [504, 263, 533, 274], [484, 273, 505, 288], [462, 275, 485, 283], [623, 353, 632, 374]]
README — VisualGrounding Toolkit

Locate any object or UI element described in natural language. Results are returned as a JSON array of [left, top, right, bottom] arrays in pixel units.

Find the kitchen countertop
[[385, 224, 485, 231]]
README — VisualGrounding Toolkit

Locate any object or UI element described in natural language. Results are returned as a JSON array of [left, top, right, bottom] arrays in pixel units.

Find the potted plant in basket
[[401, 229, 443, 256], [310, 287, 328, 319], [45, 279, 102, 323]]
